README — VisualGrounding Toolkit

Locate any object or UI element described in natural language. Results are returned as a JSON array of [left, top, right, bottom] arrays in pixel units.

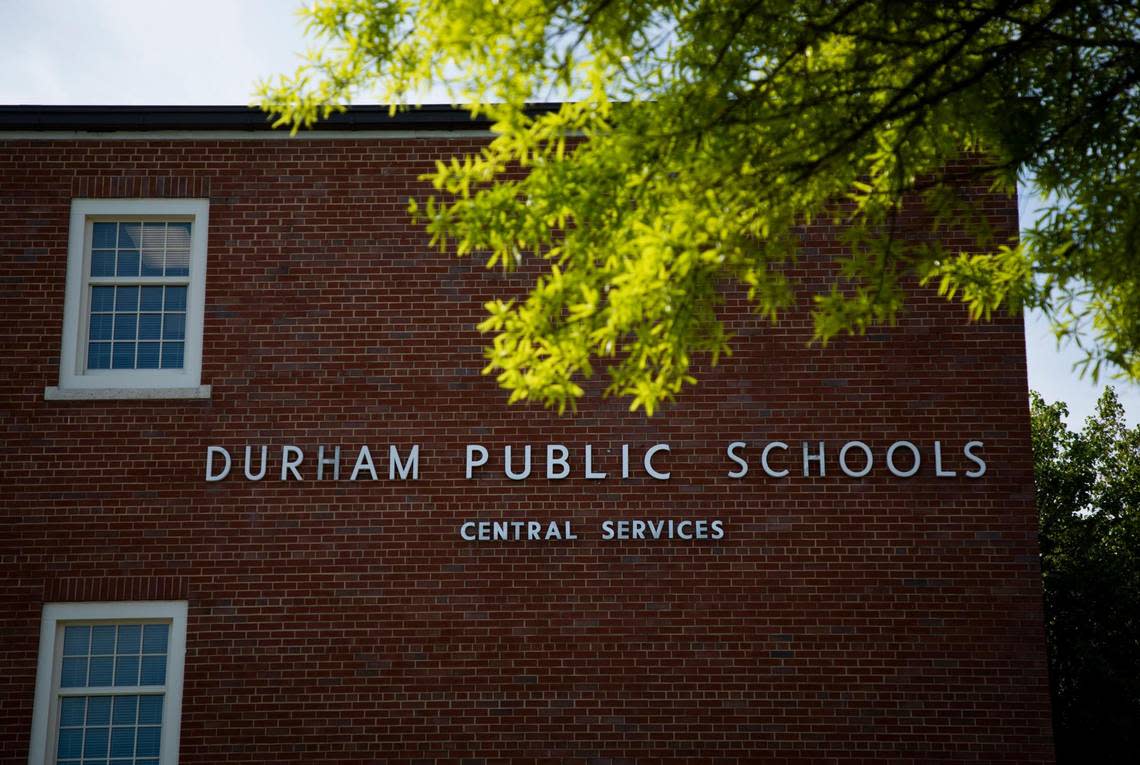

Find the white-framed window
[[28, 602, 188, 765], [46, 199, 210, 400]]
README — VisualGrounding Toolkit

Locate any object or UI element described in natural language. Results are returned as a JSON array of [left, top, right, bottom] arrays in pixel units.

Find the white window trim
[[47, 199, 210, 400], [28, 601, 189, 765]]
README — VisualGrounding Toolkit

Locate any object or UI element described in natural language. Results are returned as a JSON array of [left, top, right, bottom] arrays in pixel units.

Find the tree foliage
[[1032, 388, 1140, 762], [261, 0, 1140, 414]]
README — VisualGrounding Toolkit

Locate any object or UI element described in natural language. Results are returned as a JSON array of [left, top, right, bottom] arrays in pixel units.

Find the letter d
[[205, 446, 231, 482]]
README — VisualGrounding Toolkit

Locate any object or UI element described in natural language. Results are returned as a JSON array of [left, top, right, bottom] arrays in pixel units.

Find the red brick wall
[[0, 137, 1054, 763]]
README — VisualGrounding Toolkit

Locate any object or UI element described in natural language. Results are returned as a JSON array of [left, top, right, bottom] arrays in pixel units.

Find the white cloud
[[0, 0, 308, 104]]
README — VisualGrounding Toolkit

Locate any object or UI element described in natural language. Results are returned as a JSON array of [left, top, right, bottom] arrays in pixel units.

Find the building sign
[[204, 440, 986, 482], [203, 440, 986, 542]]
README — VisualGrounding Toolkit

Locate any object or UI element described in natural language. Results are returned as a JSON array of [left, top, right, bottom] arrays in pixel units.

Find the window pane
[[60, 697, 86, 726], [91, 287, 115, 313], [83, 726, 109, 758], [140, 286, 164, 312], [160, 343, 184, 369], [58, 728, 84, 759], [91, 251, 115, 277], [115, 250, 140, 277], [112, 696, 138, 726], [114, 655, 140, 686], [87, 656, 114, 686], [137, 696, 162, 725], [141, 222, 165, 252], [92, 222, 117, 248], [119, 222, 140, 248], [114, 287, 139, 312], [63, 626, 91, 656], [165, 249, 190, 277], [112, 343, 135, 370], [87, 696, 111, 725], [91, 625, 116, 655], [61, 657, 88, 688], [88, 343, 112, 370], [164, 287, 186, 311], [141, 249, 164, 277], [117, 625, 141, 654], [141, 624, 168, 654], [162, 313, 185, 340], [110, 727, 134, 758], [137, 343, 161, 369], [112, 315, 137, 341], [140, 655, 166, 685], [138, 315, 162, 341], [89, 314, 113, 341], [167, 222, 191, 248], [135, 727, 160, 758]]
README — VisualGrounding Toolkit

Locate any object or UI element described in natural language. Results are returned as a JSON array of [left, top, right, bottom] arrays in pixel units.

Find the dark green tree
[[1032, 387, 1140, 762]]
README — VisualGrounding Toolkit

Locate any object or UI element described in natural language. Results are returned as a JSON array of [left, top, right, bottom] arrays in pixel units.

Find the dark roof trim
[[0, 104, 563, 132]]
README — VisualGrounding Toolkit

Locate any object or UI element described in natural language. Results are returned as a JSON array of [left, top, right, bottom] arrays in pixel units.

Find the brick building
[[1, 106, 1054, 763]]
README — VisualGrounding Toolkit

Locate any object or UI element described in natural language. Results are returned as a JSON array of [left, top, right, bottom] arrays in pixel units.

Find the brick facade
[[0, 128, 1055, 762]]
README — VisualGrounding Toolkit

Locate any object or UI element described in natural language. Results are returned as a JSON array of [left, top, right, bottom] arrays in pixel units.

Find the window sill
[[44, 384, 212, 401]]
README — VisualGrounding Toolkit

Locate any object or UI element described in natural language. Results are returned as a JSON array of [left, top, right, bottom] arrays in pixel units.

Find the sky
[[4, 0, 1138, 429]]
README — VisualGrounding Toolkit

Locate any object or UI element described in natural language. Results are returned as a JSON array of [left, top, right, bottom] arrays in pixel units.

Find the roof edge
[[0, 104, 563, 132]]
